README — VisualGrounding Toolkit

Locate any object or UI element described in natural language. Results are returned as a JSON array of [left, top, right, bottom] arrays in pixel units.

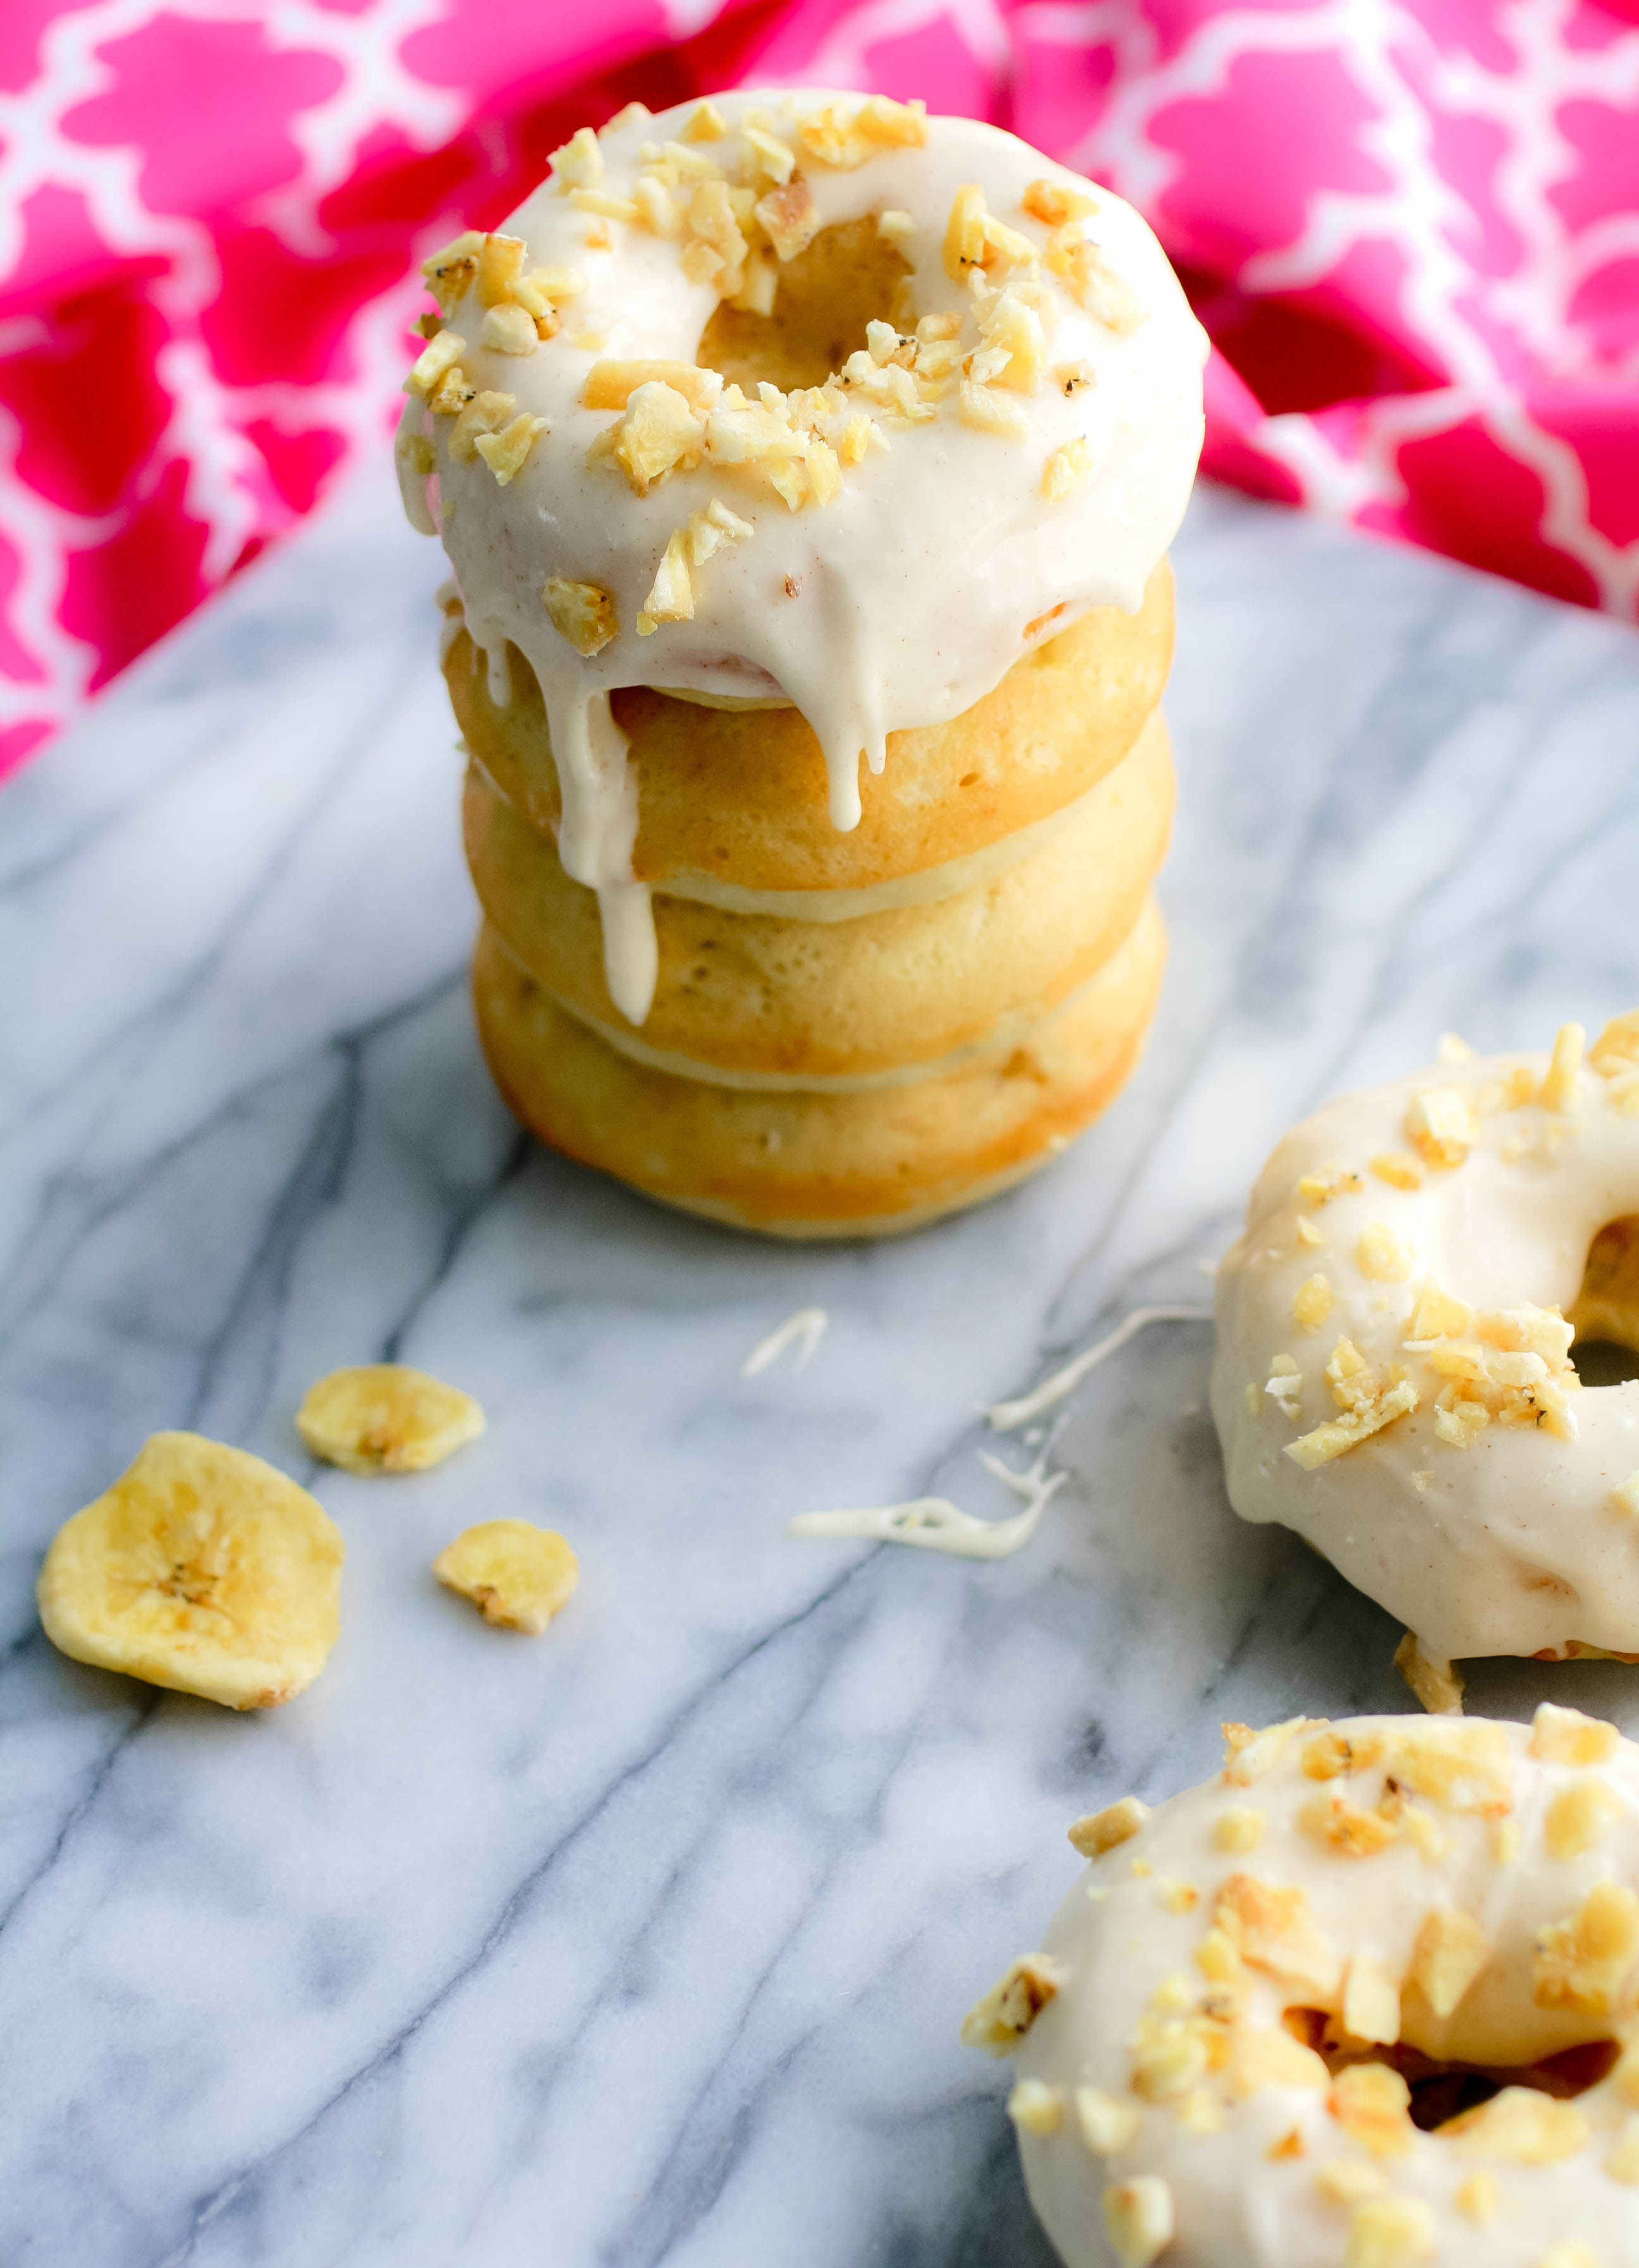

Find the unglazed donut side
[[443, 559, 1174, 895], [470, 897, 1165, 1232], [463, 709, 1174, 1081]]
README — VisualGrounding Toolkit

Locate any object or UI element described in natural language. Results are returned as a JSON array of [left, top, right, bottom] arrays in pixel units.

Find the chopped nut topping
[[1592, 1012, 1639, 1113], [1043, 437, 1093, 501], [1541, 1019, 1586, 1111], [1158, 1879, 1198, 1914], [1069, 1795, 1148, 1857], [1404, 1085, 1477, 1168], [1302, 1729, 1387, 1781], [857, 94, 930, 146], [1446, 2084, 1590, 2162], [1452, 2171, 1496, 2222], [1315, 2160, 1386, 2204], [1405, 1296, 1580, 1445], [1046, 230, 1146, 328], [551, 126, 603, 190], [1286, 1337, 1418, 1468], [1356, 1223, 1414, 1282], [944, 183, 988, 279], [1545, 1775, 1624, 1860], [542, 577, 618, 657], [1076, 2086, 1141, 2154], [475, 233, 526, 306], [420, 230, 484, 313], [637, 526, 693, 632], [605, 379, 704, 494], [1343, 1954, 1401, 2044], [1298, 1163, 1366, 1207], [876, 207, 916, 253], [1388, 1721, 1513, 1814], [1330, 2063, 1414, 2158], [584, 360, 723, 413], [1535, 1880, 1639, 2013], [1614, 1472, 1639, 1516], [1370, 1151, 1424, 1190], [1215, 1873, 1341, 1997], [1214, 1806, 1265, 1853], [474, 411, 548, 485], [1230, 2027, 1329, 2095], [633, 174, 683, 238], [1532, 1701, 1621, 1765], [479, 302, 537, 355], [754, 177, 821, 263], [427, 362, 476, 416], [1102, 2176, 1174, 2268], [958, 379, 1029, 439], [404, 328, 467, 399], [744, 124, 795, 186], [1130, 2016, 1212, 2101], [1392, 1632, 1465, 1716], [1297, 1215, 1325, 1249], [1299, 1794, 1399, 1857], [601, 101, 651, 135], [1007, 2078, 1062, 2135], [961, 1952, 1062, 2054], [1222, 1714, 1322, 1782], [1267, 2125, 1304, 2159], [1025, 176, 1100, 227], [1344, 2196, 1433, 2268], [1293, 1275, 1335, 1332], [1408, 1905, 1487, 2016], [838, 412, 887, 467], [680, 99, 726, 142], [571, 187, 641, 223]]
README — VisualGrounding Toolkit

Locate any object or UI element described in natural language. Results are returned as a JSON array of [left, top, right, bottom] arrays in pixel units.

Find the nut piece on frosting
[[961, 1952, 1063, 2055], [543, 576, 619, 656], [297, 1364, 485, 1476], [37, 1430, 343, 1709], [434, 1520, 580, 1634]]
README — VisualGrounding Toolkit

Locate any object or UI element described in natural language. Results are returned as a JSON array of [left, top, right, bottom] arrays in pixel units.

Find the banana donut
[[442, 562, 1175, 898], [399, 89, 1205, 1022], [1210, 1020, 1639, 1674], [967, 1706, 1639, 2268], [470, 898, 1165, 1237], [463, 708, 1173, 1082]]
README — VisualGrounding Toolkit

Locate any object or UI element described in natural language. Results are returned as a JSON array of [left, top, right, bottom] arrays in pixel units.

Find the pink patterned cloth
[[4, 0, 1637, 775]]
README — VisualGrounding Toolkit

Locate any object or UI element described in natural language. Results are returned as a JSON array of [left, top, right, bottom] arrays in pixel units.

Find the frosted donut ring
[[1210, 1022, 1639, 1669], [968, 1707, 1639, 2268], [400, 90, 1205, 1022]]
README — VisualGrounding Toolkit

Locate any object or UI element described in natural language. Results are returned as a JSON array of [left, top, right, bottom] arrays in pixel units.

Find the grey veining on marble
[[4, 462, 1639, 2268]]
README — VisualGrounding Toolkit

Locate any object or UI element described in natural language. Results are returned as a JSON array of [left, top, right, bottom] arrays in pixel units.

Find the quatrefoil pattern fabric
[[3, 0, 1636, 776]]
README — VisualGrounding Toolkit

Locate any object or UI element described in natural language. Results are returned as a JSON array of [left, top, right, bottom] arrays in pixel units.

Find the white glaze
[[790, 1449, 1064, 1558], [987, 1304, 1214, 1431], [1211, 1046, 1639, 1663], [1002, 1710, 1639, 2268], [400, 90, 1206, 1023], [740, 1306, 827, 1377]]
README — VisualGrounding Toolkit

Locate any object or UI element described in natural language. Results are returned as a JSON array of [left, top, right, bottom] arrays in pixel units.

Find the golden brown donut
[[464, 711, 1173, 1082], [443, 560, 1173, 896], [471, 897, 1166, 1236]]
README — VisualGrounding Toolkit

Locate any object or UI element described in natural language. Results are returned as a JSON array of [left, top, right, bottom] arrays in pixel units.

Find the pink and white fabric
[[3, 0, 1637, 776]]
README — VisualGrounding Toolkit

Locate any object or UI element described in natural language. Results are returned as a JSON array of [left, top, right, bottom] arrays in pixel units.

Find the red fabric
[[4, 0, 1637, 775]]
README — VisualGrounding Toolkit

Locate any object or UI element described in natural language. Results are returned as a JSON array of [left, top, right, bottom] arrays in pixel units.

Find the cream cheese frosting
[[396, 90, 1206, 1025], [972, 1707, 1639, 2268], [1210, 1021, 1639, 1667]]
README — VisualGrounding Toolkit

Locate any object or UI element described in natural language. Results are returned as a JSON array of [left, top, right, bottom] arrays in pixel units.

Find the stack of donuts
[[399, 90, 1206, 1237]]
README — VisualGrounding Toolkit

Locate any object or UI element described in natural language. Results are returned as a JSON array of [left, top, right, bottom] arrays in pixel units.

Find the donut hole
[[1569, 1215, 1639, 1385], [1282, 2007, 1619, 2133], [697, 218, 912, 393]]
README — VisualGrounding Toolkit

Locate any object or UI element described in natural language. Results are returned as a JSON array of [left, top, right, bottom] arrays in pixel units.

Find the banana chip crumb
[[434, 1521, 579, 1634], [37, 1431, 343, 1710], [296, 1364, 484, 1476]]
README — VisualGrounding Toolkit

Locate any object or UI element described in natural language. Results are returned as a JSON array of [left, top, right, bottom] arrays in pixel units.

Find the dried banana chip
[[296, 1363, 484, 1475], [37, 1431, 344, 1710], [434, 1521, 579, 1634]]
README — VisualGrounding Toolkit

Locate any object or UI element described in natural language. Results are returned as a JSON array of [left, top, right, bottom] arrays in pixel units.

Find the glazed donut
[[463, 709, 1173, 1082], [968, 1705, 1639, 2268], [470, 898, 1164, 1237], [1210, 1021, 1639, 1672], [441, 562, 1175, 899], [399, 89, 1205, 1020]]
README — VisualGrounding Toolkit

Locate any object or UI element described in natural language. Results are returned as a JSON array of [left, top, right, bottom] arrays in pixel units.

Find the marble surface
[[4, 462, 1639, 2268]]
